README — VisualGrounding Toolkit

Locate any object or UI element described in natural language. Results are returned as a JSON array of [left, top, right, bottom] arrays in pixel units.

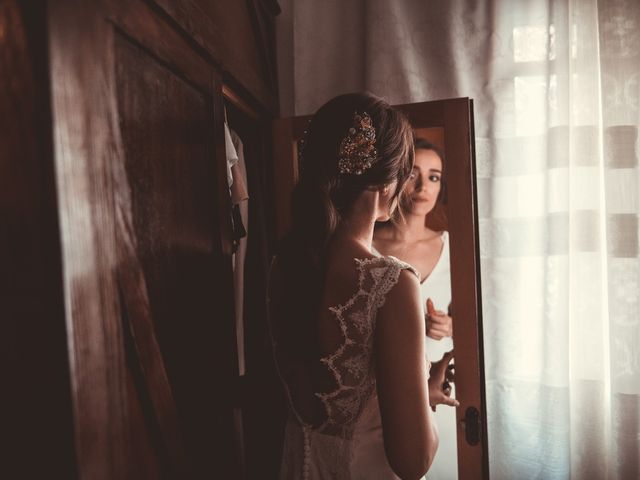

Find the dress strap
[[357, 255, 420, 310]]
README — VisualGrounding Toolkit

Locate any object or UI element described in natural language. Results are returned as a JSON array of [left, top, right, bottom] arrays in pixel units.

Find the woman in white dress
[[268, 94, 455, 479], [373, 138, 459, 480]]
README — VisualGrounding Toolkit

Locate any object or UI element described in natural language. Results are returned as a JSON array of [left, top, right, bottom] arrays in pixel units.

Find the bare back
[[269, 245, 437, 478]]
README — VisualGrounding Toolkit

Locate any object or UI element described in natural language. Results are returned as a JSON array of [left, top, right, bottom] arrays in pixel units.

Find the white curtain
[[278, 0, 640, 478]]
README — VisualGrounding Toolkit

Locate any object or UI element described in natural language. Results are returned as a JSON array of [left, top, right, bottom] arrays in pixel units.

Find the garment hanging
[[225, 123, 250, 376]]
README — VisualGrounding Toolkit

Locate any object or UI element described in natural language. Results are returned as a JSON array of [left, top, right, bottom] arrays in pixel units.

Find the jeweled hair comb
[[338, 111, 378, 175]]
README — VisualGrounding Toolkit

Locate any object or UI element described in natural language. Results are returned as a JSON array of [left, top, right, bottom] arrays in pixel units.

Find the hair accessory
[[338, 111, 377, 175]]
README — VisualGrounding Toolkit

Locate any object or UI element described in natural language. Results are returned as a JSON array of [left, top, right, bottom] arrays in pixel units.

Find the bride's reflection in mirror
[[373, 137, 458, 479]]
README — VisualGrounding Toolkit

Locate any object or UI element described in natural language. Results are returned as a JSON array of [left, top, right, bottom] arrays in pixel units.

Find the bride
[[268, 93, 454, 479]]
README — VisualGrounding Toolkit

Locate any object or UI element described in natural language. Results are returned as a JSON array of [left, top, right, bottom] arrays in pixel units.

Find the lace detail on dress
[[269, 255, 418, 479], [315, 256, 419, 435]]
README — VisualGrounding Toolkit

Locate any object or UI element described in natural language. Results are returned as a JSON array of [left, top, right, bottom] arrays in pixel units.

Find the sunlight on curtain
[[285, 1, 640, 478], [477, 2, 639, 478]]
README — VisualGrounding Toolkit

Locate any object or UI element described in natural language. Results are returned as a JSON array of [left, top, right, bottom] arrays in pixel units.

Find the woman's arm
[[375, 269, 438, 480]]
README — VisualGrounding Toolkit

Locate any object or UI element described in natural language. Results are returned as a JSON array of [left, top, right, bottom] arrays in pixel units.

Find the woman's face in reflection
[[405, 148, 443, 216]]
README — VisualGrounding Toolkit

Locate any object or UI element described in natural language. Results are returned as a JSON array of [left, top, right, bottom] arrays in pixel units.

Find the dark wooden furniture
[[3, 0, 282, 478]]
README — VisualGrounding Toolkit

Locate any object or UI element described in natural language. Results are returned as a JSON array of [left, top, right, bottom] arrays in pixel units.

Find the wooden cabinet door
[[273, 97, 489, 480], [48, 1, 239, 478]]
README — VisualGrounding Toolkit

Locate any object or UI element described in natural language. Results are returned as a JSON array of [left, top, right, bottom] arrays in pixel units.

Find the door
[[272, 97, 489, 479], [48, 0, 239, 477]]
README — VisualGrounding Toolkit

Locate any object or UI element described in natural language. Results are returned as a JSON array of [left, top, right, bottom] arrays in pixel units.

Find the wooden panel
[[414, 126, 445, 151], [114, 30, 239, 477], [108, 0, 212, 94], [122, 310, 167, 480], [48, 0, 242, 477], [1, 1, 76, 478], [48, 1, 130, 477], [151, 0, 278, 112]]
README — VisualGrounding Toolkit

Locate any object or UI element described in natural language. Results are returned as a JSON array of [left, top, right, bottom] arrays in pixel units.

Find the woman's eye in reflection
[[429, 174, 441, 183]]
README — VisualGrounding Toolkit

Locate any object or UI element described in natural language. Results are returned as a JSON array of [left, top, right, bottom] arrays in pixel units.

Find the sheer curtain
[[278, 0, 640, 478]]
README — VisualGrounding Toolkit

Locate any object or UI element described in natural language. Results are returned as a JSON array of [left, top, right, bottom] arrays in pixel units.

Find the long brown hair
[[275, 93, 414, 358]]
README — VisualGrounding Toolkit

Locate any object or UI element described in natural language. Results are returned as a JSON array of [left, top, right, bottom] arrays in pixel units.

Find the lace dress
[[269, 256, 420, 479]]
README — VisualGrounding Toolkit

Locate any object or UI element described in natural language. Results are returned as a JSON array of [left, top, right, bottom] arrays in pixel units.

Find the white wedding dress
[[270, 255, 420, 479]]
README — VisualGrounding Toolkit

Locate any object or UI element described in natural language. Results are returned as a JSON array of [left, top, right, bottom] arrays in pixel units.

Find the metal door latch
[[461, 406, 481, 446]]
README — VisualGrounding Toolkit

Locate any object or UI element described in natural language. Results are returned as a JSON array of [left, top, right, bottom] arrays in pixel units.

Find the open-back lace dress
[[269, 255, 420, 479]]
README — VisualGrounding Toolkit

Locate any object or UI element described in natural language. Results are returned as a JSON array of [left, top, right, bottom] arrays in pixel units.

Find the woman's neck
[[332, 191, 381, 253], [334, 213, 376, 252]]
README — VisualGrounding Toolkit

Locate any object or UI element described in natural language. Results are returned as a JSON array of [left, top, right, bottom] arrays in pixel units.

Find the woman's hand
[[426, 298, 453, 340], [428, 350, 459, 411]]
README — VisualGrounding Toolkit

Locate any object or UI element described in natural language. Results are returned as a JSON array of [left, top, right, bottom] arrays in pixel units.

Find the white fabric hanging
[[230, 128, 249, 376], [224, 119, 250, 376], [224, 121, 238, 188], [224, 118, 249, 375]]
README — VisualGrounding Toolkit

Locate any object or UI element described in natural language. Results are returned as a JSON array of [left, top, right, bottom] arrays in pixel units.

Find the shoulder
[[381, 265, 421, 303], [326, 254, 420, 300], [359, 256, 421, 310], [348, 254, 419, 276], [366, 255, 420, 282]]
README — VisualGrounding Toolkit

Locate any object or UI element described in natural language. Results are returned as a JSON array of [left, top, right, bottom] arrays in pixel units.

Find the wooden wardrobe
[[3, 0, 284, 478]]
